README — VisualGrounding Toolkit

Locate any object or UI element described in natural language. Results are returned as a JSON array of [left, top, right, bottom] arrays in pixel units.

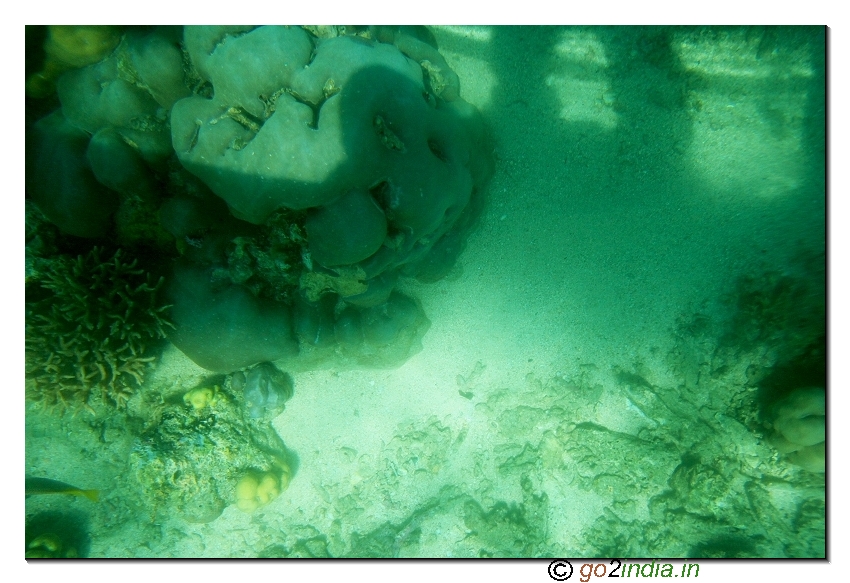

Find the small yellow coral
[[45, 26, 122, 68], [183, 386, 221, 410], [27, 26, 122, 98], [255, 474, 280, 505], [234, 468, 288, 513], [235, 473, 261, 513]]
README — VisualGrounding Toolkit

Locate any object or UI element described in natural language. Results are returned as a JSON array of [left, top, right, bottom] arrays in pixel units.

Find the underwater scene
[[24, 25, 825, 558]]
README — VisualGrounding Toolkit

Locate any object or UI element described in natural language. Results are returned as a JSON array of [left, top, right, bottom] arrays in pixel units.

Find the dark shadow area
[[25, 510, 92, 558]]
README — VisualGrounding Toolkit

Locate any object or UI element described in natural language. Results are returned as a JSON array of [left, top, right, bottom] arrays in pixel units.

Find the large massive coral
[[26, 25, 493, 374]]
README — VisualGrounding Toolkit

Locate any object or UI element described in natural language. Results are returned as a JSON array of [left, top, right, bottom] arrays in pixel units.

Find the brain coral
[[170, 27, 491, 254]]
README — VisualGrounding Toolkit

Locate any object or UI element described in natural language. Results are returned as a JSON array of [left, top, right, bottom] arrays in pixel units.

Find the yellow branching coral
[[26, 247, 173, 412]]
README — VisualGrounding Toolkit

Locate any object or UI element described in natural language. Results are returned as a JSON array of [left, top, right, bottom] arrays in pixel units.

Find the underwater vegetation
[[25, 247, 172, 412]]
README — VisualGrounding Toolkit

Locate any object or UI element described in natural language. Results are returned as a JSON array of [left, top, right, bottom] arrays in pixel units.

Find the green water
[[25, 25, 825, 559]]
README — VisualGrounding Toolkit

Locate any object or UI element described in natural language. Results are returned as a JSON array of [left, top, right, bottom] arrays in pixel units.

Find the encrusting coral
[[26, 247, 173, 412], [129, 382, 294, 523]]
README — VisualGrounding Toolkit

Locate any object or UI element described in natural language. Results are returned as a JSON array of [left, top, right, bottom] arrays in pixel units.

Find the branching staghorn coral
[[26, 247, 173, 412]]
